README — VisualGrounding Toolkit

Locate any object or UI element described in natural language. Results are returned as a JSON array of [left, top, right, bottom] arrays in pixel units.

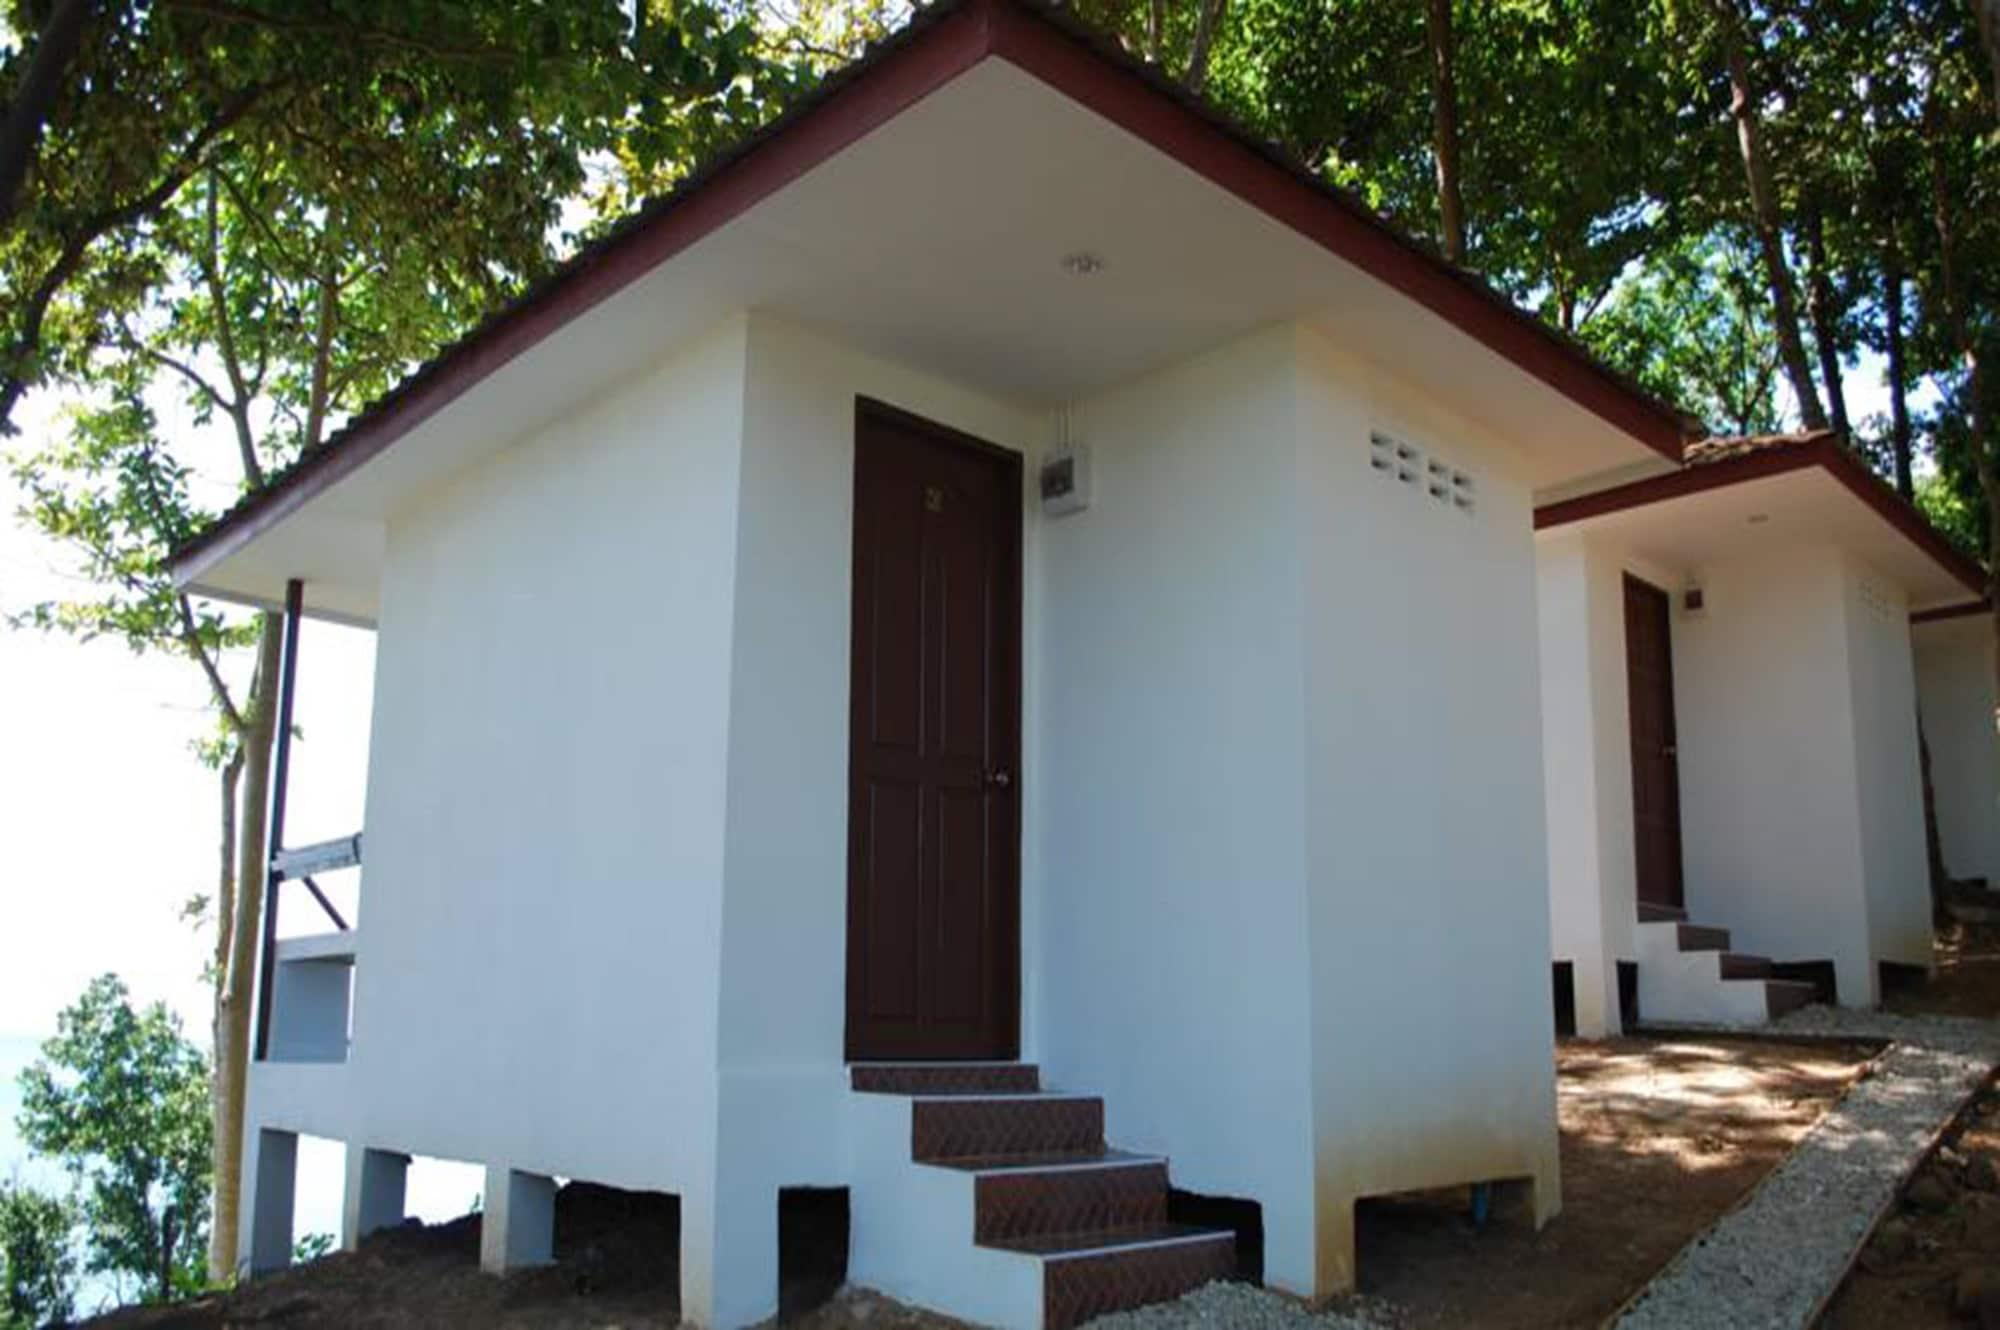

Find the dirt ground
[[1822, 1080, 2000, 1330], [1886, 921, 2000, 1020], [75, 1034, 1874, 1330], [1326, 1034, 1876, 1328], [1821, 922, 2000, 1329]]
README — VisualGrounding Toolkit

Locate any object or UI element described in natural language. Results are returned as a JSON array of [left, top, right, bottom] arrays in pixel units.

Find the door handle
[[988, 768, 1013, 789], [1662, 745, 1677, 757]]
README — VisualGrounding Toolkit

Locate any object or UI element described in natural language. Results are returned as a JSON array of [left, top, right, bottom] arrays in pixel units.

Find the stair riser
[[1765, 982, 1818, 1020], [1718, 954, 1771, 980], [1677, 924, 1731, 953], [1044, 1236, 1236, 1330], [912, 1097, 1105, 1162], [975, 1163, 1168, 1244], [853, 1064, 1041, 1095]]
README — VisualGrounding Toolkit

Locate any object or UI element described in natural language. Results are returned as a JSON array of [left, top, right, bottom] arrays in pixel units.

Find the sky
[[0, 391, 479, 1301]]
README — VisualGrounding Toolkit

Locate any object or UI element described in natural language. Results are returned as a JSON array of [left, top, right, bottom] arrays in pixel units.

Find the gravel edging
[[1080, 1280, 1390, 1329], [1611, 1009, 2000, 1330]]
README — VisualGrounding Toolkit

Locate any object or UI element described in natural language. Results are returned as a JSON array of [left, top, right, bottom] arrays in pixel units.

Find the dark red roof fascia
[[1535, 434, 1990, 598], [1911, 599, 1992, 624], [172, 0, 1692, 588]]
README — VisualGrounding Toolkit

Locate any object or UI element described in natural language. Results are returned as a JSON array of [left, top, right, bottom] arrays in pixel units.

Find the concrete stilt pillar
[[247, 1128, 299, 1275], [342, 1146, 411, 1251], [480, 1166, 556, 1274]]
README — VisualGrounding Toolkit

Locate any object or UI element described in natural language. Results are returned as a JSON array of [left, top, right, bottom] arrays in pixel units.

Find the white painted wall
[[1535, 531, 1639, 1038], [332, 319, 750, 1314], [1294, 328, 1559, 1290], [1038, 324, 1560, 1299], [1840, 556, 1932, 975], [1036, 326, 1319, 1295], [1916, 615, 2000, 890], [710, 315, 1037, 1327], [1677, 545, 1899, 1005]]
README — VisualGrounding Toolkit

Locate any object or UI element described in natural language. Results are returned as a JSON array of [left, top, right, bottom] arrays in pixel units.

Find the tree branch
[[0, 0, 98, 230], [1, 81, 268, 435], [157, 0, 529, 65], [1185, 0, 1227, 93]]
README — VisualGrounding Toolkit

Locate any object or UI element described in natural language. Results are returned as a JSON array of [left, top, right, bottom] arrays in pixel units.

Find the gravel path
[[1081, 1281, 1388, 1329], [1613, 1008, 2000, 1330]]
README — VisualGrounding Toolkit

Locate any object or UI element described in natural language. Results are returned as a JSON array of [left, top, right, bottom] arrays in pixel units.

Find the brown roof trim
[[171, 0, 1694, 589], [1535, 433, 1991, 599], [1911, 599, 1992, 625]]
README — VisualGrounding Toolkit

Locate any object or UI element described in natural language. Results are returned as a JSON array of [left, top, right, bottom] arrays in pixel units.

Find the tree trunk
[[1183, 0, 1226, 93], [1979, 0, 2000, 113], [0, 0, 97, 229], [159, 1203, 176, 1302], [206, 750, 245, 1281], [1804, 204, 1850, 435], [207, 613, 283, 1282], [1714, 0, 1826, 429], [1884, 231, 1914, 498], [1426, 0, 1467, 264]]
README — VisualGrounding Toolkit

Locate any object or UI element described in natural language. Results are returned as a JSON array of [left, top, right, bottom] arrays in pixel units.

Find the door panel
[[846, 399, 1021, 1060], [1623, 574, 1685, 913]]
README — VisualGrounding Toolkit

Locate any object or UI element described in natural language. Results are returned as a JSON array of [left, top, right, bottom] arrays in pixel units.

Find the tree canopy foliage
[[0, 1179, 76, 1330], [16, 975, 211, 1306]]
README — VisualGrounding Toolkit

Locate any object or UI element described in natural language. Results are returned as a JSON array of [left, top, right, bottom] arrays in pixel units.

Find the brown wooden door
[[1623, 574, 1685, 913], [846, 399, 1021, 1061]]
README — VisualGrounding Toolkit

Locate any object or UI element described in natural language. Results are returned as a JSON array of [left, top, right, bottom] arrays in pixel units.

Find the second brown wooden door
[[1623, 574, 1685, 914]]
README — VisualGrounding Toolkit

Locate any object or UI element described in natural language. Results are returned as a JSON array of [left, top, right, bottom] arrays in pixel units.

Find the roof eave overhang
[[1534, 435, 1990, 600], [168, 0, 1693, 593]]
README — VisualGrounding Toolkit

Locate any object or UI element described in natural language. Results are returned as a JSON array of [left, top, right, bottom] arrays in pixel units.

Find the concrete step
[[912, 1095, 1105, 1163], [852, 1063, 1041, 1096]]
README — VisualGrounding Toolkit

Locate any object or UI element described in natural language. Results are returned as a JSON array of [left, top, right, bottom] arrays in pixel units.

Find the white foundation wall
[[337, 320, 750, 1310], [1295, 328, 1560, 1292], [1839, 555, 1932, 975], [1036, 325, 1319, 1296], [1916, 615, 2000, 889], [1536, 530, 1641, 1038], [1672, 545, 1881, 1004], [708, 315, 1038, 1328]]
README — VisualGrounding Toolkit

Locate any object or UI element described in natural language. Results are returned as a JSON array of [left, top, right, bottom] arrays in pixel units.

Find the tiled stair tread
[[932, 1147, 1162, 1173], [1041, 1232, 1237, 1330], [1718, 953, 1772, 979], [851, 1063, 1041, 1095], [982, 1222, 1232, 1258], [975, 1160, 1169, 1244], [1676, 923, 1731, 952], [911, 1095, 1105, 1162]]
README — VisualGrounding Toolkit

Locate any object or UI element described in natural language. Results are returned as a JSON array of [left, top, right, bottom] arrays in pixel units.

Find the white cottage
[[1536, 431, 1990, 1037], [169, 1, 1698, 1324], [1915, 602, 2000, 892]]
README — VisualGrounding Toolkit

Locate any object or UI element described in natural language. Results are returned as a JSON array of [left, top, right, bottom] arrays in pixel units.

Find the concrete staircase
[[1634, 907, 1819, 1027], [847, 1064, 1235, 1329]]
